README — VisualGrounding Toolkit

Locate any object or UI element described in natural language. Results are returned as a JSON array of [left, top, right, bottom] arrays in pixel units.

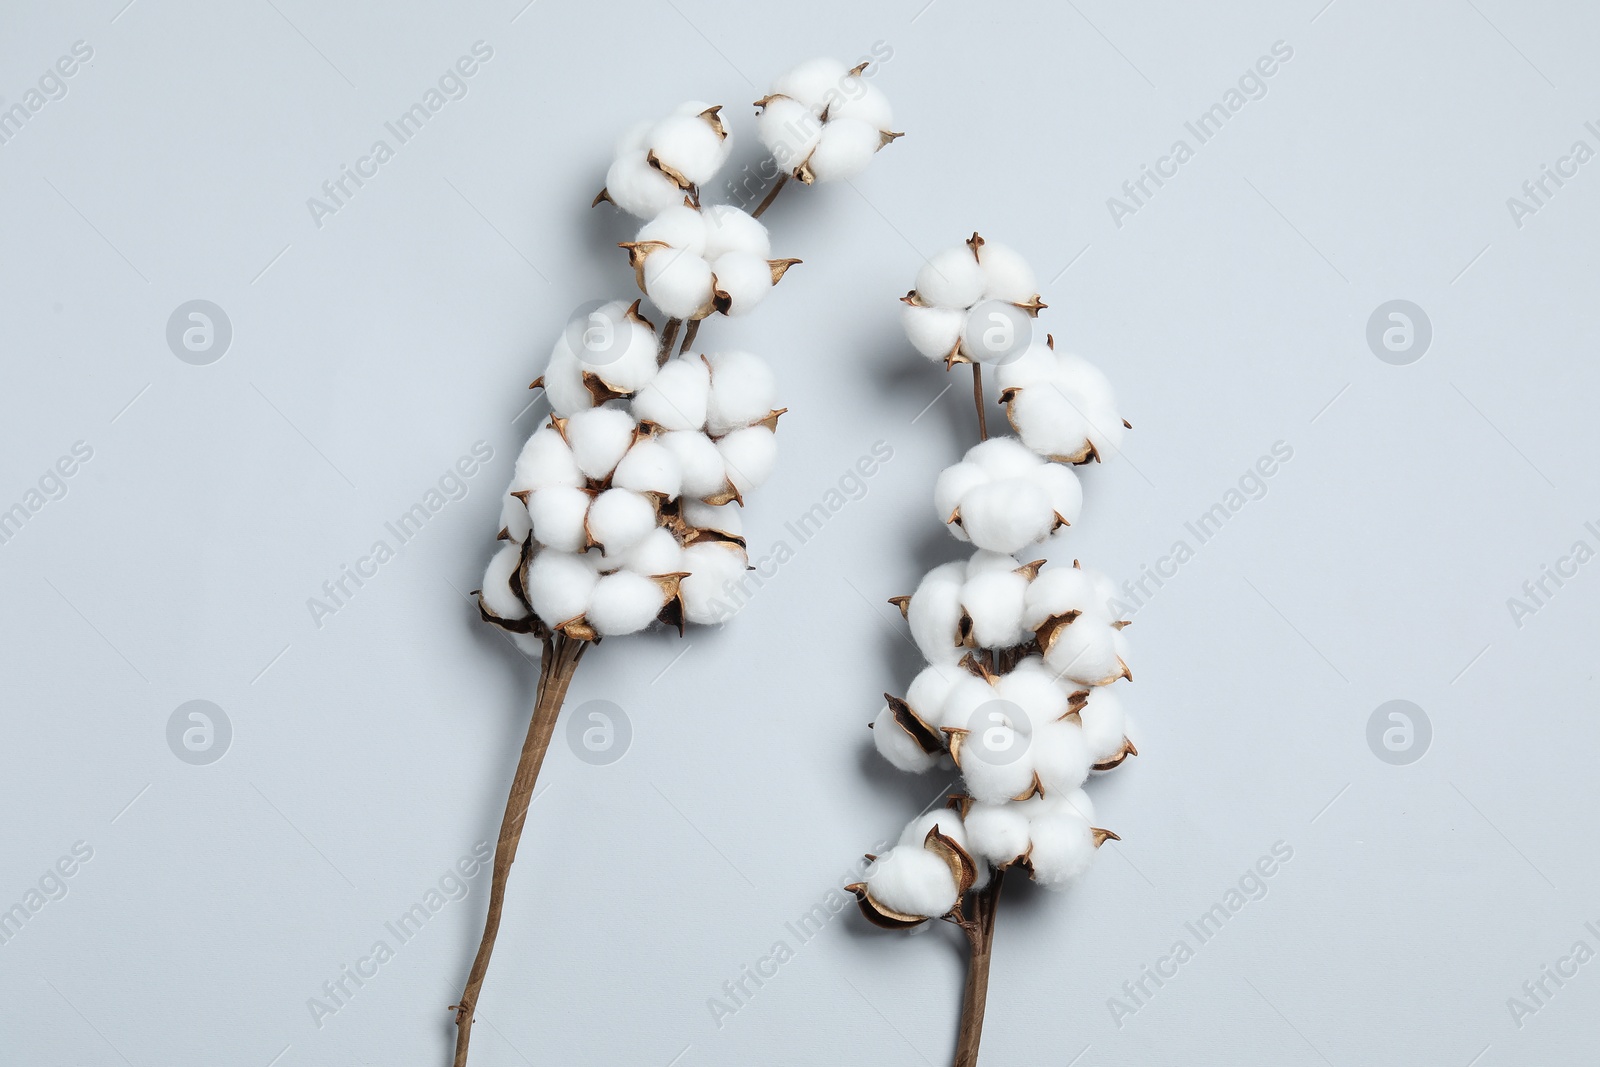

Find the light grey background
[[3, 0, 1596, 1064]]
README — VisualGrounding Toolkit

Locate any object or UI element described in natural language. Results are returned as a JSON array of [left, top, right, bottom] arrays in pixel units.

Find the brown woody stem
[[952, 868, 1004, 1067], [751, 173, 789, 219], [679, 317, 700, 356], [451, 633, 588, 1067], [657, 319, 681, 366], [971, 363, 988, 441]]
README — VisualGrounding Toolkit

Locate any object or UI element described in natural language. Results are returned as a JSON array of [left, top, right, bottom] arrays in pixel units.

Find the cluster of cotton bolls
[[901, 234, 1046, 367], [477, 304, 783, 646], [849, 238, 1140, 930], [934, 437, 1082, 555], [478, 59, 899, 655], [755, 57, 901, 184], [997, 340, 1128, 463], [620, 203, 799, 321], [597, 101, 733, 218]]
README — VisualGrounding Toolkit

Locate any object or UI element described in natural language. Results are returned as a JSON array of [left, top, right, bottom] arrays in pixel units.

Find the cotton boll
[[1009, 387, 1093, 462], [525, 550, 598, 626], [659, 430, 726, 499], [585, 488, 657, 554], [622, 527, 684, 576], [631, 357, 710, 431], [832, 76, 893, 129], [612, 438, 683, 498], [1030, 720, 1092, 795], [960, 568, 1029, 649], [963, 802, 1031, 867], [756, 95, 823, 169], [643, 248, 714, 319], [976, 242, 1038, 303], [704, 351, 777, 435], [1031, 786, 1096, 825], [1026, 811, 1097, 888], [872, 701, 941, 773], [904, 663, 960, 724], [682, 498, 743, 539], [1042, 618, 1124, 686], [934, 462, 987, 538], [902, 304, 964, 362], [587, 570, 668, 636], [510, 427, 582, 493], [916, 246, 985, 310], [907, 561, 966, 664], [702, 204, 771, 260], [680, 541, 748, 624], [1057, 356, 1125, 458], [563, 407, 637, 481], [526, 486, 592, 553], [637, 204, 708, 258], [647, 113, 727, 187], [864, 845, 959, 919], [481, 542, 529, 621], [994, 341, 1058, 392], [957, 480, 1055, 555], [1022, 567, 1100, 630], [1079, 686, 1128, 763], [1031, 462, 1083, 527], [589, 313, 661, 395], [967, 436, 1043, 480], [718, 426, 777, 494], [805, 118, 880, 182], [604, 151, 684, 219], [710, 252, 774, 317], [956, 739, 1037, 806], [541, 342, 594, 417], [772, 57, 850, 108], [938, 673, 1001, 733], [899, 811, 970, 853], [499, 494, 532, 544], [994, 658, 1069, 723]]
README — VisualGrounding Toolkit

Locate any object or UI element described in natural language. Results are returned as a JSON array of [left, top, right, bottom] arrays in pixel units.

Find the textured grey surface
[[3, 0, 1598, 1064]]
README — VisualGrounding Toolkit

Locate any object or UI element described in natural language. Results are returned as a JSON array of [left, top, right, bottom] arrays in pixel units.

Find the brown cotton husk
[[845, 883, 928, 930], [924, 825, 978, 898], [888, 594, 912, 619], [698, 105, 728, 140], [623, 299, 655, 331], [701, 482, 744, 507], [555, 616, 598, 642], [1034, 611, 1083, 656], [884, 693, 945, 755], [1093, 737, 1139, 772], [646, 150, 693, 191], [1092, 828, 1121, 847], [474, 592, 544, 636], [768, 258, 801, 284], [618, 240, 670, 290], [580, 371, 630, 405]]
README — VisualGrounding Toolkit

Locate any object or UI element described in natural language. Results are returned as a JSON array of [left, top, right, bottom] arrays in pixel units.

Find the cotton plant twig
[[452, 55, 900, 1067], [851, 235, 1139, 1066]]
